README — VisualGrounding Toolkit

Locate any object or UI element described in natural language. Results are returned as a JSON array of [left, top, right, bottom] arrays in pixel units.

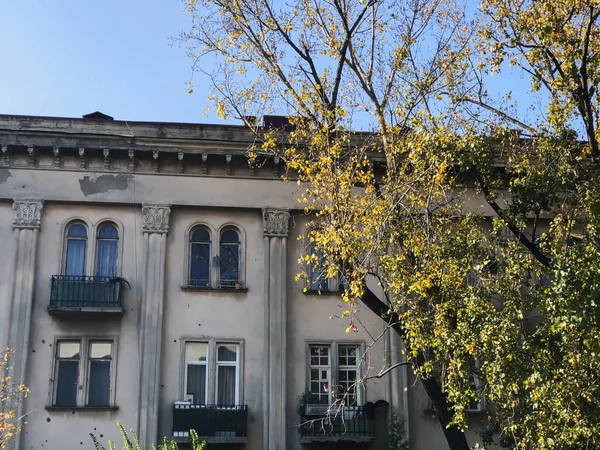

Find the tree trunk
[[360, 288, 471, 450]]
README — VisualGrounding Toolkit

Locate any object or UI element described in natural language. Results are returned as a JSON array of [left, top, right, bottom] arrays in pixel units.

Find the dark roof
[[82, 111, 114, 121]]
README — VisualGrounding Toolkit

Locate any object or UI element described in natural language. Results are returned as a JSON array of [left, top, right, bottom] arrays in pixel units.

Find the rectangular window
[[337, 345, 359, 406], [55, 341, 80, 406], [52, 338, 116, 407], [308, 343, 362, 405], [183, 340, 241, 406], [185, 342, 208, 405], [87, 342, 113, 406], [467, 359, 484, 411]]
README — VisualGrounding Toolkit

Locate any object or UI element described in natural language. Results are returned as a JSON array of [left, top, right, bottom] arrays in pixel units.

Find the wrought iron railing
[[49, 275, 123, 309], [299, 405, 375, 440], [172, 404, 247, 439]]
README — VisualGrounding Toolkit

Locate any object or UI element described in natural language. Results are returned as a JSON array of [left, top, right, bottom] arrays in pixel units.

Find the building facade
[[0, 113, 489, 450]]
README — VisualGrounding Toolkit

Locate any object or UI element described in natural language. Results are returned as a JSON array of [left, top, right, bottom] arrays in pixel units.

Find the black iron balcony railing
[[299, 404, 375, 442], [172, 403, 248, 442], [49, 275, 123, 311]]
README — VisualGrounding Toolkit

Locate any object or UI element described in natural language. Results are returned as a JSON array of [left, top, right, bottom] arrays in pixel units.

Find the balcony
[[48, 275, 124, 316], [172, 403, 248, 444], [299, 404, 375, 443]]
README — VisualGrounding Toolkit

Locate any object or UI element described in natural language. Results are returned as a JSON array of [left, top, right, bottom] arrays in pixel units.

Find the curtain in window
[[96, 224, 118, 277], [88, 360, 111, 406], [186, 365, 207, 405], [217, 366, 236, 405], [219, 229, 240, 283], [65, 224, 87, 277], [56, 360, 79, 406]]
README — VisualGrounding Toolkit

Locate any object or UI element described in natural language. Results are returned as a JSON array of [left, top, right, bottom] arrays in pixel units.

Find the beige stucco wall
[[158, 207, 266, 450], [0, 200, 16, 353], [21, 203, 142, 449], [0, 113, 506, 450]]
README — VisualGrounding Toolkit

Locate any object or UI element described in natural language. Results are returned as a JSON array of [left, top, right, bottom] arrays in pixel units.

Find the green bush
[[90, 422, 206, 450]]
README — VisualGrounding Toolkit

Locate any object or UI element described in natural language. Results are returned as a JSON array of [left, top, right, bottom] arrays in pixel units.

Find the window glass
[[191, 227, 210, 242], [58, 341, 80, 358], [186, 365, 207, 405], [217, 344, 237, 362], [185, 343, 208, 405], [309, 345, 331, 404], [55, 341, 80, 406], [87, 342, 112, 406], [219, 229, 240, 285], [186, 343, 208, 362], [96, 224, 118, 277], [190, 227, 211, 286], [65, 223, 87, 277], [337, 345, 359, 406], [308, 243, 328, 291], [67, 224, 87, 238], [217, 366, 236, 404], [90, 342, 112, 359]]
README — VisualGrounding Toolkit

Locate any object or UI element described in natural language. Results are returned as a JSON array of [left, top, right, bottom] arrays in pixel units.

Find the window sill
[[46, 405, 119, 412], [181, 285, 248, 293], [424, 407, 485, 416], [303, 289, 345, 296]]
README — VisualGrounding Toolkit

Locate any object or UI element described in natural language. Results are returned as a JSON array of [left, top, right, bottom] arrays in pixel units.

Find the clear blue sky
[[0, 0, 220, 124], [0, 1, 535, 128]]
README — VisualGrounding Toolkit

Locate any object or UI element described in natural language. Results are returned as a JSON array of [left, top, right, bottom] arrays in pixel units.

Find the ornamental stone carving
[[142, 204, 171, 234], [262, 208, 290, 237], [13, 199, 44, 229]]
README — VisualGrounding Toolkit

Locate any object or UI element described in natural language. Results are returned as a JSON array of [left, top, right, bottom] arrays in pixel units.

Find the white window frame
[[306, 341, 365, 406], [467, 359, 485, 412], [215, 343, 241, 405], [181, 338, 244, 406], [48, 336, 118, 408], [183, 342, 209, 405]]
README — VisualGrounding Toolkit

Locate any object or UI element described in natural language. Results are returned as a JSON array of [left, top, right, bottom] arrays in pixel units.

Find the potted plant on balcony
[[296, 391, 316, 416]]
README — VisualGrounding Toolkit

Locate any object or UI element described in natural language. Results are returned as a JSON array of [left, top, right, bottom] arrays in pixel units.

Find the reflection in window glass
[[189, 227, 211, 286], [219, 229, 240, 285]]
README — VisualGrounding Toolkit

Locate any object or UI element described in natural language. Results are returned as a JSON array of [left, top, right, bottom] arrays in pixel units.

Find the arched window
[[219, 228, 240, 287], [308, 241, 329, 291], [95, 223, 119, 278], [64, 223, 88, 278], [189, 227, 211, 287]]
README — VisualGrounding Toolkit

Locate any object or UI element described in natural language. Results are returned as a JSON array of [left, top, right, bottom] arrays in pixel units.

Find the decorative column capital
[[142, 204, 171, 234], [13, 199, 44, 229], [262, 208, 290, 237]]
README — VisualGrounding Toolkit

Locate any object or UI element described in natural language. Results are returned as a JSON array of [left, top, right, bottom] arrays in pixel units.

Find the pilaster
[[137, 204, 170, 450], [262, 208, 290, 450], [6, 199, 43, 450]]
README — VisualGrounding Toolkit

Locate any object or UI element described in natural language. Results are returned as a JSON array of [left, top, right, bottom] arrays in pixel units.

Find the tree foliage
[[0, 349, 29, 449], [182, 0, 600, 448]]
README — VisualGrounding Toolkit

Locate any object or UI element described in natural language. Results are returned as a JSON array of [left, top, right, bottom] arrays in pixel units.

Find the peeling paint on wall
[[0, 169, 12, 183], [79, 174, 132, 196]]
